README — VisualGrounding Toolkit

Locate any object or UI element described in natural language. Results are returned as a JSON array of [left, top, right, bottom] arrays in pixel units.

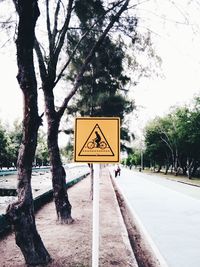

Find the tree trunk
[[182, 166, 187, 176], [187, 158, 194, 180], [191, 162, 197, 177], [52, 164, 73, 223], [44, 97, 73, 223], [156, 165, 161, 173], [174, 149, 179, 176], [6, 0, 50, 265], [164, 163, 169, 175]]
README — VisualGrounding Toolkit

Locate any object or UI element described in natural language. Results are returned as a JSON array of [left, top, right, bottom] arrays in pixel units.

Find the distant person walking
[[115, 165, 121, 177]]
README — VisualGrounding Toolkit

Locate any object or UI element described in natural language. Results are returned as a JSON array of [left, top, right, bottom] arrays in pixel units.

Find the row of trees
[[0, 121, 21, 169], [0, 121, 49, 169], [122, 149, 141, 168], [144, 96, 200, 178], [123, 96, 200, 179]]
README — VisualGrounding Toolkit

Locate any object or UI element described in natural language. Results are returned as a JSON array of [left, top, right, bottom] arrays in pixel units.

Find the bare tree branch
[[46, 0, 52, 50], [54, 29, 90, 87], [51, 0, 61, 53], [34, 38, 47, 82], [54, 0, 74, 61]]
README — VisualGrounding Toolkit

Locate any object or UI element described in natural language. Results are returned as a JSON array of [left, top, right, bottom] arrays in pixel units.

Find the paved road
[[115, 167, 200, 267]]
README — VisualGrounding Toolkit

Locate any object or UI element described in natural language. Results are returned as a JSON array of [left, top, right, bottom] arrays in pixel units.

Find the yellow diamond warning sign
[[74, 117, 120, 163]]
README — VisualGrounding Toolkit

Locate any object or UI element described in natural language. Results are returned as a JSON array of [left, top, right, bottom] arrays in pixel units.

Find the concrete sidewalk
[[0, 166, 138, 267], [99, 167, 138, 266]]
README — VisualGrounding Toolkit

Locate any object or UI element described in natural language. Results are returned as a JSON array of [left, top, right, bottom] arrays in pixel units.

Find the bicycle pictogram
[[87, 139, 107, 149]]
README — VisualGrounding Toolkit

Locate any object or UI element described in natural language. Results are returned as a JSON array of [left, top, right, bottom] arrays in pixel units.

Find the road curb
[[109, 168, 169, 267], [106, 169, 139, 267]]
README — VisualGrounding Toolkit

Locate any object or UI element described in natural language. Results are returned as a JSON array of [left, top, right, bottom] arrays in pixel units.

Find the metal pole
[[92, 163, 100, 267]]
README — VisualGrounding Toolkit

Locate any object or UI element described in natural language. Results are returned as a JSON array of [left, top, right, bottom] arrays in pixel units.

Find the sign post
[[92, 163, 100, 267], [74, 117, 120, 266]]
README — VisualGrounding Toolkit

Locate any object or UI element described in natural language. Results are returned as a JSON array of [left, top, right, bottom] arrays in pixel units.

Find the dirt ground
[[0, 167, 136, 267]]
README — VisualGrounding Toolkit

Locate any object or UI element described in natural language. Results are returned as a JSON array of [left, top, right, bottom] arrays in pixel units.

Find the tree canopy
[[0, 120, 49, 168], [143, 96, 200, 178]]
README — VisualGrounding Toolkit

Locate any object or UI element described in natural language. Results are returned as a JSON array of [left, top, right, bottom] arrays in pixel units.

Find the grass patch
[[142, 168, 200, 187]]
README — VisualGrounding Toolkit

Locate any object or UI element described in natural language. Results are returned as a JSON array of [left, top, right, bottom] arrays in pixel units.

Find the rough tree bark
[[6, 0, 51, 265], [44, 88, 73, 222], [187, 158, 194, 179]]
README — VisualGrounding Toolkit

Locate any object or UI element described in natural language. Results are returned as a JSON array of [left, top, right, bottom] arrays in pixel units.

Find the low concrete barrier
[[0, 167, 50, 177], [0, 188, 17, 196]]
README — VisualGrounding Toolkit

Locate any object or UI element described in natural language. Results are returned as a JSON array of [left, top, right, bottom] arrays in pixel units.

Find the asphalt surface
[[115, 167, 200, 267]]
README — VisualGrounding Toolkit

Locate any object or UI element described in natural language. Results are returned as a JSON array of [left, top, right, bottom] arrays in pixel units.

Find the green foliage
[[75, 0, 105, 25], [0, 121, 49, 168], [145, 117, 172, 167], [67, 35, 133, 119], [144, 96, 200, 177], [0, 121, 9, 168], [0, 121, 22, 168], [35, 130, 49, 166], [67, 1, 133, 116], [122, 150, 141, 167], [6, 120, 22, 167], [61, 142, 73, 162], [64, 0, 136, 155]]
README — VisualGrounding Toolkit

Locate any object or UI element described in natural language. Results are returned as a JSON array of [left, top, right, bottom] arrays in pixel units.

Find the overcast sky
[[130, 0, 200, 137], [1, 0, 200, 136]]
